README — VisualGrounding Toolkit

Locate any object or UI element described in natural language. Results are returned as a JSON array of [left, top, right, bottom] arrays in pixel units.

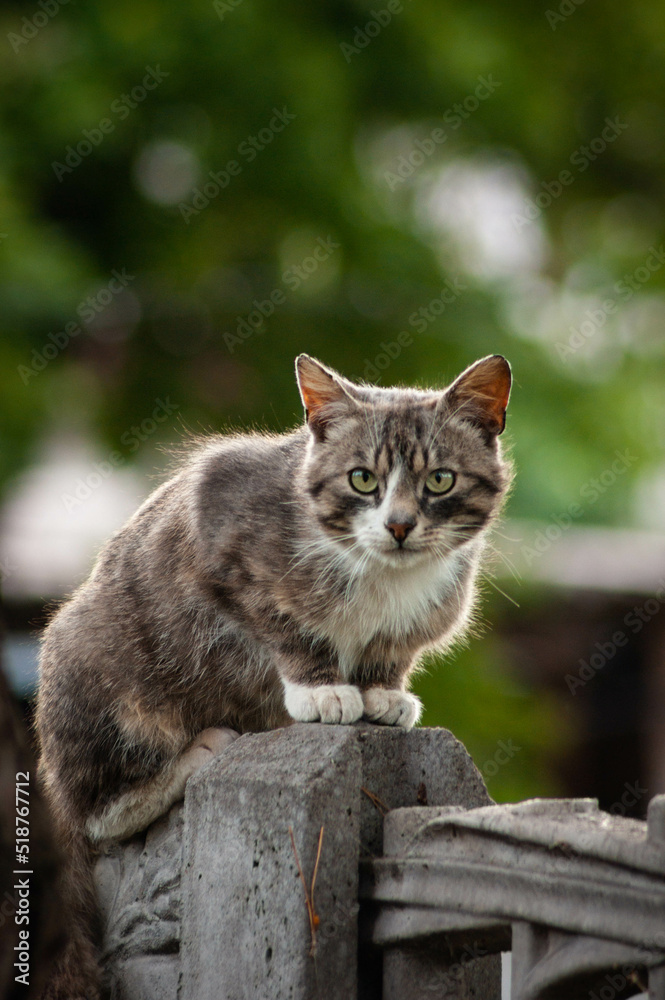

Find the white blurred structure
[[0, 432, 146, 600]]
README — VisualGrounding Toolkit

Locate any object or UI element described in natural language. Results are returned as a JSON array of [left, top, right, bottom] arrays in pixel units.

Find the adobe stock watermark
[[7, 0, 71, 54], [519, 449, 638, 566], [179, 107, 296, 223], [556, 245, 665, 361], [565, 581, 665, 695], [479, 738, 522, 781], [606, 779, 649, 817], [512, 117, 628, 230], [587, 934, 665, 1000], [52, 67, 169, 182], [384, 76, 501, 190], [589, 963, 650, 1000], [212, 0, 244, 20], [223, 235, 339, 353], [363, 334, 413, 382], [17, 268, 135, 385], [362, 276, 466, 381], [546, 0, 586, 30], [340, 0, 410, 63], [586, 908, 662, 999], [60, 398, 179, 513]]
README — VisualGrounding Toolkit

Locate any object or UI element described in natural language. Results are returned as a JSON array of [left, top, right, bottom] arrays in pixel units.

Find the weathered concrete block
[[382, 946, 501, 1000], [102, 956, 180, 1000], [181, 723, 493, 1000], [356, 728, 497, 1000], [94, 723, 495, 1000], [356, 726, 490, 857], [181, 725, 362, 1000], [94, 804, 183, 999]]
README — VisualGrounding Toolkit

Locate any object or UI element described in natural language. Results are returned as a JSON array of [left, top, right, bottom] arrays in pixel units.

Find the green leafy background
[[2, 0, 664, 801]]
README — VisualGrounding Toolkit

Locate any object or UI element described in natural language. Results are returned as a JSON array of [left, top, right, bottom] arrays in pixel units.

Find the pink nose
[[385, 521, 414, 543]]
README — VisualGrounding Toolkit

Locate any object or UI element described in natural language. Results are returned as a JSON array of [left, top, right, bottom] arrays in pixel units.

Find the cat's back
[[45, 427, 308, 626], [121, 426, 306, 537], [39, 427, 307, 692], [191, 426, 306, 509]]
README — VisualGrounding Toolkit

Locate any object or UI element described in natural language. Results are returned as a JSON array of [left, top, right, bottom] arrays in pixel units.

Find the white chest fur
[[318, 548, 469, 677]]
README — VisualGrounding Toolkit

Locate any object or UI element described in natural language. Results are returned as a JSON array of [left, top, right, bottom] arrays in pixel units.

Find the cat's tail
[[40, 826, 102, 1000]]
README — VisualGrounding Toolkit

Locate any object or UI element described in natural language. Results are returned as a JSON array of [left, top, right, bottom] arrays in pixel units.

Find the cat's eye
[[425, 469, 455, 495], [349, 468, 378, 494]]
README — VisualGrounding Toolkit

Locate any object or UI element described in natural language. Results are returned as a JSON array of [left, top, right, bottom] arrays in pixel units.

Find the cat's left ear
[[295, 354, 360, 440], [445, 355, 512, 437]]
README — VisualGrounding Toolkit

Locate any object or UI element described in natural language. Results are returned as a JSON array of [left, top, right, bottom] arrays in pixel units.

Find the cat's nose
[[385, 520, 415, 543]]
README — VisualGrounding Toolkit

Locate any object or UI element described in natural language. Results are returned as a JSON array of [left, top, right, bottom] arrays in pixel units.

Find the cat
[[35, 352, 512, 998]]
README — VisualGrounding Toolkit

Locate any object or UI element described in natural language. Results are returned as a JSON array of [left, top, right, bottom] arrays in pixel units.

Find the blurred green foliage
[[2, 0, 664, 800], [415, 641, 566, 803]]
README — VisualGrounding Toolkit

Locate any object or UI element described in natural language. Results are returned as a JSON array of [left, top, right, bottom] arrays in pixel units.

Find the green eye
[[425, 469, 455, 495], [350, 468, 378, 494]]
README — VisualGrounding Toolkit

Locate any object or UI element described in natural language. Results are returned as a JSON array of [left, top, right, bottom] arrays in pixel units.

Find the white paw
[[184, 726, 240, 773], [362, 688, 422, 729], [283, 681, 364, 725]]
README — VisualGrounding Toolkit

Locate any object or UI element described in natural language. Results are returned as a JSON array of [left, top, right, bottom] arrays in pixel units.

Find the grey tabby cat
[[36, 352, 511, 999]]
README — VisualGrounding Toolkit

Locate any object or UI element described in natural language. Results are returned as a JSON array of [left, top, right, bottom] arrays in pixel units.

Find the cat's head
[[295, 354, 512, 568]]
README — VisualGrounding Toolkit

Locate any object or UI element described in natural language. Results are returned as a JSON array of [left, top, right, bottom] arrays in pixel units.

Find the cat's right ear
[[295, 355, 359, 441], [445, 355, 512, 438]]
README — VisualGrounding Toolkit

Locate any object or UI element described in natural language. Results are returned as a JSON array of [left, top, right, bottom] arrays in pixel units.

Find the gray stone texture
[[355, 725, 491, 857], [181, 724, 361, 1000], [94, 804, 183, 999], [383, 947, 501, 1000], [181, 723, 494, 1000], [366, 795, 665, 1000], [94, 723, 496, 1000], [372, 797, 665, 950]]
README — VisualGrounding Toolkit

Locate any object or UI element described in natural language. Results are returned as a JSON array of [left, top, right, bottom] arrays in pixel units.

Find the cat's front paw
[[283, 681, 364, 725], [362, 688, 422, 729]]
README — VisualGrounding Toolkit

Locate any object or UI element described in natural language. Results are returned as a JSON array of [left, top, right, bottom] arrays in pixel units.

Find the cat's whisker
[[291, 533, 355, 560], [479, 536, 523, 585], [430, 543, 456, 562], [487, 545, 523, 584], [307, 537, 369, 600], [279, 534, 357, 582], [486, 527, 523, 544], [482, 571, 521, 608], [311, 547, 356, 596], [428, 545, 467, 614], [279, 549, 323, 581], [341, 545, 373, 611]]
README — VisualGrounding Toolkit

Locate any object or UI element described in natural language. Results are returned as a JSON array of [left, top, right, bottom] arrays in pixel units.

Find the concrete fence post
[[181, 725, 362, 1000], [95, 723, 496, 999]]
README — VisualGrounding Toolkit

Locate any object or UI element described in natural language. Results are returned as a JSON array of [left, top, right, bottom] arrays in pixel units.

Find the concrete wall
[[94, 723, 500, 1000]]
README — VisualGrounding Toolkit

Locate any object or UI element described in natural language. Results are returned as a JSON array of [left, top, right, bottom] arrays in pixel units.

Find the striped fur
[[35, 353, 511, 998]]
